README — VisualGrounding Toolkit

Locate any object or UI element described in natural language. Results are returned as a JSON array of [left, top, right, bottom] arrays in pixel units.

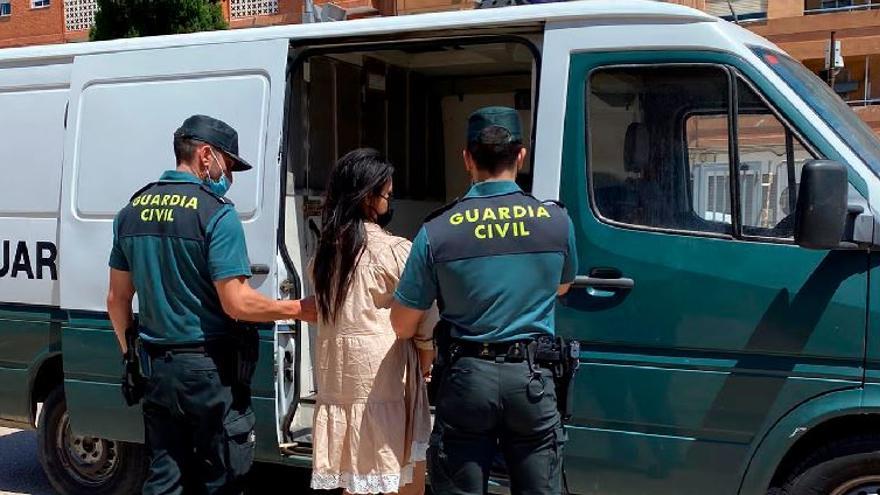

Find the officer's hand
[[296, 296, 318, 323]]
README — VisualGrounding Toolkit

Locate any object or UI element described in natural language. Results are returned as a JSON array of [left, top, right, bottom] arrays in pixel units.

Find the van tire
[[781, 435, 880, 495], [37, 385, 148, 495]]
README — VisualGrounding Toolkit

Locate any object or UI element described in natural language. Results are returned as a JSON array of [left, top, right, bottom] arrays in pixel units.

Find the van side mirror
[[794, 160, 848, 250]]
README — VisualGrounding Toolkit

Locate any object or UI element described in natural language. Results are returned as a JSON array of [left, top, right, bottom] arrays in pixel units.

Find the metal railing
[[847, 98, 880, 107], [805, 1, 880, 14]]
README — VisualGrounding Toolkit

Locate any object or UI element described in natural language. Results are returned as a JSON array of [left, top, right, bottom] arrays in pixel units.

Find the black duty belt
[[142, 340, 232, 358], [449, 339, 533, 363]]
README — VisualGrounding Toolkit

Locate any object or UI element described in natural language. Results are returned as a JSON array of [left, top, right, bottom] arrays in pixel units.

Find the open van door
[[58, 39, 290, 449]]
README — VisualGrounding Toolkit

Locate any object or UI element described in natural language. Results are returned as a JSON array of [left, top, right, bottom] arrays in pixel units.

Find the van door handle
[[570, 275, 634, 291], [250, 264, 271, 275]]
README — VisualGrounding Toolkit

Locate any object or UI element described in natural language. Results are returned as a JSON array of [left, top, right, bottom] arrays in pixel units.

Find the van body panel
[[557, 48, 870, 494], [0, 304, 63, 425], [865, 253, 880, 384]]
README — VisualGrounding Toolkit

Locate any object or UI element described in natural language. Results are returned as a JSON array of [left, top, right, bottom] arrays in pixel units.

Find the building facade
[[0, 0, 878, 133]]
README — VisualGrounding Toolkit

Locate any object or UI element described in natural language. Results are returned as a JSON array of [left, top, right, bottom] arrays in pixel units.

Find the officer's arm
[[391, 302, 426, 339], [107, 268, 136, 353], [214, 276, 317, 323]]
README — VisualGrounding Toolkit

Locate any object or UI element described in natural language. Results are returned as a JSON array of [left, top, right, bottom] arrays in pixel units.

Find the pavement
[[0, 426, 323, 495], [0, 427, 54, 495]]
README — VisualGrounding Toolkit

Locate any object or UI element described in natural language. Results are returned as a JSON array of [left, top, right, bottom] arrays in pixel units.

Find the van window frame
[[584, 62, 736, 240], [584, 61, 823, 244]]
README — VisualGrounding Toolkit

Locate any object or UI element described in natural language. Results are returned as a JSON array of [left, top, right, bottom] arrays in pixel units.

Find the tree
[[91, 0, 228, 41]]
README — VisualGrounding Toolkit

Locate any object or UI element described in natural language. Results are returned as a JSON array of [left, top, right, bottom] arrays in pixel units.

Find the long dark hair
[[313, 148, 394, 323]]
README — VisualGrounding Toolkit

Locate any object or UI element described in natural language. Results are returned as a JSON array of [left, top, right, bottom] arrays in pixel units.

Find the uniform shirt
[[109, 170, 252, 345], [394, 180, 578, 343]]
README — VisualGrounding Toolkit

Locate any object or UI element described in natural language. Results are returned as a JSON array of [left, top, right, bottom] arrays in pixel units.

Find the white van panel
[[59, 40, 289, 312], [72, 75, 269, 219], [0, 64, 69, 306]]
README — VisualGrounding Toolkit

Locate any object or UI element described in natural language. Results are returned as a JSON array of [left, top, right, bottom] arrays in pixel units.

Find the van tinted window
[[587, 65, 733, 235]]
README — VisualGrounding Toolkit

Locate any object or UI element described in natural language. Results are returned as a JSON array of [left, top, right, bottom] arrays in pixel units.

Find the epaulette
[[128, 181, 159, 202], [522, 192, 567, 211], [197, 184, 233, 205], [424, 197, 462, 223], [542, 199, 567, 210]]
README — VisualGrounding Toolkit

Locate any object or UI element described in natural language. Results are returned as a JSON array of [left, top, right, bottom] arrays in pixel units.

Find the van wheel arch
[[30, 353, 63, 426], [770, 416, 880, 493]]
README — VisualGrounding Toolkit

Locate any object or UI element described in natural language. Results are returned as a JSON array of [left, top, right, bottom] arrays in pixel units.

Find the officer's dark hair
[[313, 148, 394, 324], [173, 136, 201, 165], [466, 126, 524, 175]]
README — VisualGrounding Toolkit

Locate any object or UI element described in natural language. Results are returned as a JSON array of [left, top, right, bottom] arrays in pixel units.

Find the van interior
[[278, 37, 539, 451]]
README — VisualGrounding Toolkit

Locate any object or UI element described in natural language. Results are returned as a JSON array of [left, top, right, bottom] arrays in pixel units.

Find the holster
[[230, 322, 260, 387], [534, 335, 580, 423], [121, 321, 145, 407]]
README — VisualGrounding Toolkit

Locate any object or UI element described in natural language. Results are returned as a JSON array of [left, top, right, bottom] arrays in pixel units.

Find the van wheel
[[782, 436, 880, 495], [37, 385, 148, 495]]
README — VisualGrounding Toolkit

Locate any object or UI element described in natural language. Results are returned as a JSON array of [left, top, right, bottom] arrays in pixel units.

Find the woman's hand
[[418, 348, 434, 382]]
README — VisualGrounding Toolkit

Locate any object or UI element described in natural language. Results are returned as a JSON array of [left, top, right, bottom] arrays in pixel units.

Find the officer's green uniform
[[395, 107, 578, 495], [109, 116, 256, 495]]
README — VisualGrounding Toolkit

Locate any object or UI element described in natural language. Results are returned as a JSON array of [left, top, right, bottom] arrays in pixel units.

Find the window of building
[[0, 1, 11, 16], [64, 0, 97, 31], [587, 64, 817, 241], [32, 0, 51, 8], [229, 0, 279, 18]]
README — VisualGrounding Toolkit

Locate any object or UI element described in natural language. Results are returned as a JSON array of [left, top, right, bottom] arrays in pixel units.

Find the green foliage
[[90, 0, 228, 41]]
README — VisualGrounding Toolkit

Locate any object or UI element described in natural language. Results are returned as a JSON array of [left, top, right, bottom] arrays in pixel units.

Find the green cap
[[467, 106, 523, 144]]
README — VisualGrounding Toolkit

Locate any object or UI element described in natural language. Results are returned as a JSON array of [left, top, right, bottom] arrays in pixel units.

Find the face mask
[[204, 149, 231, 197]]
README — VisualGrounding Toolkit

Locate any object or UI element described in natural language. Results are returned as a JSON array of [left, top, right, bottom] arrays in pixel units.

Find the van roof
[[0, 0, 716, 63]]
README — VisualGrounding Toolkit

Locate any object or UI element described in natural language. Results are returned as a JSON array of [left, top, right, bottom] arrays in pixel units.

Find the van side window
[[735, 78, 814, 239], [588, 66, 732, 235]]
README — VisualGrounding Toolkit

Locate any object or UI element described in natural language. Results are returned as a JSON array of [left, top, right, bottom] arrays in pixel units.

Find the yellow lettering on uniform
[[482, 208, 497, 221], [498, 207, 511, 220], [168, 208, 174, 222], [132, 196, 141, 207], [495, 223, 510, 238], [170, 195, 182, 206], [536, 206, 551, 218], [450, 213, 463, 226], [141, 208, 151, 221], [527, 205, 535, 217], [465, 209, 479, 223], [161, 195, 171, 206], [150, 195, 161, 206], [185, 198, 199, 210], [519, 221, 531, 236], [475, 224, 487, 239], [513, 206, 527, 218]]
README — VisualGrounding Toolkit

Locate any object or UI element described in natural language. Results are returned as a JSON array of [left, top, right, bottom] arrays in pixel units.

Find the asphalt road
[[0, 426, 327, 495], [0, 427, 54, 495]]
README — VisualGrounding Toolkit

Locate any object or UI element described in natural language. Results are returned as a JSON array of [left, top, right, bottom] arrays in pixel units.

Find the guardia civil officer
[[390, 107, 578, 495], [106, 115, 317, 495]]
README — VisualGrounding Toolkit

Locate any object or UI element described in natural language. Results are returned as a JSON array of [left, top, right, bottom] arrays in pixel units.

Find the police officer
[[390, 106, 578, 495], [106, 115, 316, 495]]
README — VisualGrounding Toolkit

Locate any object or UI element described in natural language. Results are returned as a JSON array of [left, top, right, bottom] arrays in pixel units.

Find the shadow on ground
[[0, 429, 54, 495]]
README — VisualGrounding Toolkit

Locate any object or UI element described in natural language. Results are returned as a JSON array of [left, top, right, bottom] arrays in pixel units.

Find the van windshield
[[750, 45, 880, 176]]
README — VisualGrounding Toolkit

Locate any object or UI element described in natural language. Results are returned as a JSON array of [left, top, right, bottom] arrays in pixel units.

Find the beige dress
[[310, 223, 434, 494]]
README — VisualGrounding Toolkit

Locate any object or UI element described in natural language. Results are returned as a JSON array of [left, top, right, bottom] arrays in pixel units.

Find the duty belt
[[449, 339, 534, 363]]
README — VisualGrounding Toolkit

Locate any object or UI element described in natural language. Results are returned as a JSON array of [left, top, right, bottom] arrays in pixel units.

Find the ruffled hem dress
[[310, 223, 435, 494]]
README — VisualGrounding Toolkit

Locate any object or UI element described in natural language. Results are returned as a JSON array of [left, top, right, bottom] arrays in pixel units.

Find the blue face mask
[[205, 150, 231, 197]]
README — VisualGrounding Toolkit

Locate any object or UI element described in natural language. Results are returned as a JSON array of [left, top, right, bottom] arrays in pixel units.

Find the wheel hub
[[56, 411, 120, 486], [831, 476, 880, 495]]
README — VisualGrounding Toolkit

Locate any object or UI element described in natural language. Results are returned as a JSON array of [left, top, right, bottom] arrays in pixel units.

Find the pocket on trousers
[[224, 408, 256, 478]]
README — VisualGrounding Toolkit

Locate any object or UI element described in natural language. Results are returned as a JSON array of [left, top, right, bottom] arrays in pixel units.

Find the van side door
[[59, 40, 288, 444]]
